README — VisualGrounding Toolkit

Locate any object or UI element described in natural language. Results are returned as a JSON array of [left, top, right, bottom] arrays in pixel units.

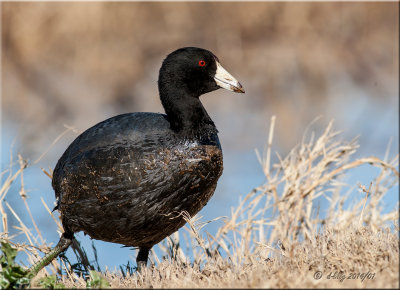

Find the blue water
[[1, 92, 398, 272]]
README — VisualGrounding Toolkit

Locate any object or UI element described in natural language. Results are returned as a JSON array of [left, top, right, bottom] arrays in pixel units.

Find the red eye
[[198, 60, 206, 67]]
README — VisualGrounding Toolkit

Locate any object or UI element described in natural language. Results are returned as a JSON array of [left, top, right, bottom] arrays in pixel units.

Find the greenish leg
[[28, 234, 73, 277]]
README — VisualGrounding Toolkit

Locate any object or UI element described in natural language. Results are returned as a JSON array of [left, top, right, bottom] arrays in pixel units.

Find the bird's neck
[[159, 83, 217, 135]]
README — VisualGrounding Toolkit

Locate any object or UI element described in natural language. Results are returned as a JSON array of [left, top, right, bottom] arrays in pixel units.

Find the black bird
[[29, 47, 244, 275]]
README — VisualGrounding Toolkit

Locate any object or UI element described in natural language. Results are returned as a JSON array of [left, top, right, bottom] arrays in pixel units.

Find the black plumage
[[53, 113, 223, 246], [30, 47, 244, 274]]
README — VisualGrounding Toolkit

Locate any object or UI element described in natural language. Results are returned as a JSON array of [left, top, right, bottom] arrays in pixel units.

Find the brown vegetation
[[1, 118, 398, 288], [2, 2, 398, 155]]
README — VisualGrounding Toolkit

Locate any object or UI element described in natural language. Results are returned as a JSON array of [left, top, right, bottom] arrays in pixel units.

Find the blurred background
[[1, 2, 398, 270]]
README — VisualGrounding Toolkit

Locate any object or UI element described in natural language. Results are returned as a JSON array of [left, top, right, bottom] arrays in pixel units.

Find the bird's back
[[52, 112, 223, 247]]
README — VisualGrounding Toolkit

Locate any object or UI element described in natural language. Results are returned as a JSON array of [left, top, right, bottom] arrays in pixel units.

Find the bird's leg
[[28, 232, 73, 277], [136, 247, 150, 272]]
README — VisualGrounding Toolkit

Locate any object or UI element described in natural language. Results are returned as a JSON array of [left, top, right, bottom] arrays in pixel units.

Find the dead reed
[[1, 117, 398, 288]]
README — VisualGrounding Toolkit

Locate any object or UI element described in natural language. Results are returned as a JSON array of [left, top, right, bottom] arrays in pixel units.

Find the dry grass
[[1, 117, 399, 288], [3, 2, 398, 156]]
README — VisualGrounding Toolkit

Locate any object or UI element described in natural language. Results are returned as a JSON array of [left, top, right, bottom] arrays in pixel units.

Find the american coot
[[29, 47, 244, 275]]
